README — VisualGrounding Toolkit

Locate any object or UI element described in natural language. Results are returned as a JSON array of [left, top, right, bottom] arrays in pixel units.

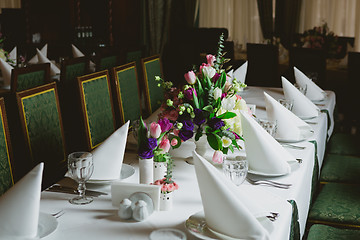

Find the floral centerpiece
[[156, 33, 249, 164]]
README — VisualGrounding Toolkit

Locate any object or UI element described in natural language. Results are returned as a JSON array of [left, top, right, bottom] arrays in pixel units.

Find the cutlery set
[[46, 185, 108, 197], [246, 178, 292, 189]]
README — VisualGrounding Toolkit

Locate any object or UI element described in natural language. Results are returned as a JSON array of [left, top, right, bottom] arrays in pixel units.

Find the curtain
[[355, 1, 360, 52], [199, 0, 263, 48], [275, 0, 302, 49], [0, 0, 20, 13], [257, 0, 273, 40], [146, 0, 172, 55]]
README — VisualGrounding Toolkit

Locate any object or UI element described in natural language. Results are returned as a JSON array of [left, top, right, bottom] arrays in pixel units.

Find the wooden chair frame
[[77, 70, 116, 150], [112, 62, 142, 125], [141, 54, 164, 114], [95, 52, 120, 72], [10, 63, 51, 92], [60, 56, 89, 83]]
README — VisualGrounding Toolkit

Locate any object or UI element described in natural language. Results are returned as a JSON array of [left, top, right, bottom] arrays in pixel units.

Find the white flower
[[234, 98, 248, 111], [221, 96, 236, 110], [213, 87, 222, 100], [221, 136, 232, 148], [202, 65, 216, 79]]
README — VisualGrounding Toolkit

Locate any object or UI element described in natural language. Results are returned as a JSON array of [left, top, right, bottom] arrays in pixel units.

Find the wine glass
[[68, 152, 94, 205], [222, 156, 248, 186]]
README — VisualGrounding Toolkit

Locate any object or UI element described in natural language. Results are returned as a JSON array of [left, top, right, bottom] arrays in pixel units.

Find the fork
[[246, 178, 292, 189], [52, 210, 65, 218]]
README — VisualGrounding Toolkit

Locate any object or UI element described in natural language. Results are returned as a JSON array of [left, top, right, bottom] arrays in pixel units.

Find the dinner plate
[[275, 126, 314, 143], [37, 212, 58, 238], [247, 161, 300, 177], [87, 164, 135, 184]]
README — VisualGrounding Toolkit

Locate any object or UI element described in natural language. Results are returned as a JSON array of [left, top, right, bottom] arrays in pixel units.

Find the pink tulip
[[212, 150, 224, 164], [171, 138, 178, 146], [206, 54, 216, 66], [159, 138, 171, 153], [184, 71, 196, 84], [150, 122, 161, 138]]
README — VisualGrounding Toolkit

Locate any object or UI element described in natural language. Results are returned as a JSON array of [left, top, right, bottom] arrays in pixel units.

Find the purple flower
[[193, 108, 205, 125], [138, 137, 158, 159], [233, 131, 240, 139], [139, 149, 154, 159], [181, 119, 194, 132], [158, 118, 173, 132], [184, 88, 197, 100], [178, 130, 194, 141], [208, 117, 225, 130], [221, 92, 227, 99], [212, 73, 221, 83]]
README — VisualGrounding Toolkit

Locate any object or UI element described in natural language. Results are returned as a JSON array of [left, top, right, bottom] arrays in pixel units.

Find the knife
[[45, 185, 108, 197]]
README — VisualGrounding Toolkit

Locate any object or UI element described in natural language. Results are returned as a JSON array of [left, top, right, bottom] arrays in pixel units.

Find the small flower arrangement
[[153, 157, 179, 194]]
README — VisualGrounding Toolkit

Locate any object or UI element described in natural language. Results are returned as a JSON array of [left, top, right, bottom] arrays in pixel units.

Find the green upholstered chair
[[326, 133, 360, 157], [307, 224, 360, 240], [320, 154, 360, 184], [112, 62, 142, 125], [10, 63, 51, 92], [16, 82, 67, 187], [126, 50, 142, 81], [308, 183, 360, 228], [60, 56, 88, 84], [141, 55, 164, 114], [77, 70, 116, 150], [96, 54, 119, 72], [0, 98, 14, 195]]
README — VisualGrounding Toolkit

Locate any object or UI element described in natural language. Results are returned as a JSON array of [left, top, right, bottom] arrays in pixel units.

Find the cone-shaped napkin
[[0, 58, 14, 88], [90, 121, 130, 180], [72, 44, 95, 72], [294, 67, 326, 101], [193, 151, 273, 240], [233, 61, 248, 84], [0, 163, 44, 239], [28, 44, 47, 65], [9, 46, 17, 65], [241, 111, 296, 175], [36, 48, 60, 76], [264, 92, 312, 141], [282, 77, 319, 119]]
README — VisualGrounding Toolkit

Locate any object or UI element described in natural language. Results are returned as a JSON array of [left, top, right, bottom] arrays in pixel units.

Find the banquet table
[[39, 86, 336, 240]]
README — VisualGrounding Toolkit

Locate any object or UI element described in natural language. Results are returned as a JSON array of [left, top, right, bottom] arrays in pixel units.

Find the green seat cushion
[[307, 224, 360, 240], [327, 133, 360, 156], [309, 183, 360, 226], [320, 154, 360, 184]]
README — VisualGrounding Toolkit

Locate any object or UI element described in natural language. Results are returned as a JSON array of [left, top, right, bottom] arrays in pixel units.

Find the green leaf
[[207, 133, 222, 150], [195, 131, 203, 141], [202, 105, 213, 112], [229, 145, 234, 153], [204, 75, 212, 89], [192, 90, 200, 109], [137, 116, 148, 146], [219, 71, 227, 90], [217, 111, 236, 119], [223, 148, 228, 155]]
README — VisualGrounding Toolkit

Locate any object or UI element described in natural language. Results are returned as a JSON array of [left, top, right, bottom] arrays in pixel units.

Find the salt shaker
[[132, 200, 149, 221], [118, 198, 133, 219]]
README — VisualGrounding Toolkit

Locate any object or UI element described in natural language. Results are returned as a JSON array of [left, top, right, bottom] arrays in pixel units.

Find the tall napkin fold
[[0, 58, 13, 88], [9, 46, 17, 65], [0, 163, 44, 239], [294, 67, 325, 101], [264, 92, 311, 141], [90, 121, 130, 180], [240, 111, 296, 175], [193, 151, 273, 240], [233, 60, 248, 84], [28, 44, 47, 65], [36, 48, 60, 76], [282, 77, 319, 119], [72, 44, 96, 72]]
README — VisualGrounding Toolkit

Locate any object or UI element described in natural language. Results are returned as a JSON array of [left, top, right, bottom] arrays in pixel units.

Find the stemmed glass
[[67, 152, 94, 205]]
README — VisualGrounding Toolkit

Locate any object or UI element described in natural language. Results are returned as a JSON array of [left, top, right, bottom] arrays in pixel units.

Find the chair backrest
[[0, 97, 14, 196], [246, 43, 280, 87], [141, 55, 164, 114], [96, 54, 119, 72], [289, 47, 326, 87], [11, 63, 51, 92], [77, 70, 116, 150], [112, 62, 142, 125], [60, 56, 89, 83], [16, 82, 66, 186]]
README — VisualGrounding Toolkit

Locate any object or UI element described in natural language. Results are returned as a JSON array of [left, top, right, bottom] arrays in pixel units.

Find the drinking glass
[[222, 156, 248, 186], [258, 119, 277, 137], [278, 99, 294, 111], [68, 152, 94, 205], [294, 83, 307, 95]]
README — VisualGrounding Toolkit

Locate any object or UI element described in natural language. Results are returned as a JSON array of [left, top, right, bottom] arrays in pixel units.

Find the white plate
[[150, 228, 186, 240], [88, 164, 135, 184], [247, 161, 300, 177], [275, 126, 314, 143], [37, 212, 58, 238]]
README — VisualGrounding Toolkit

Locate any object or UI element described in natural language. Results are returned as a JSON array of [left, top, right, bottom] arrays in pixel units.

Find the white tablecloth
[[40, 86, 336, 240]]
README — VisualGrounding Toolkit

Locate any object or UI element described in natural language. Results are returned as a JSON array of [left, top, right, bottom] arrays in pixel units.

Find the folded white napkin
[[294, 67, 325, 101], [264, 92, 311, 141], [72, 44, 96, 72], [193, 151, 274, 240], [0, 163, 44, 240], [0, 58, 13, 88], [36, 48, 60, 76], [233, 61, 248, 84], [28, 44, 47, 65], [240, 111, 296, 175], [90, 121, 130, 180], [9, 46, 17, 65], [282, 77, 320, 119]]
